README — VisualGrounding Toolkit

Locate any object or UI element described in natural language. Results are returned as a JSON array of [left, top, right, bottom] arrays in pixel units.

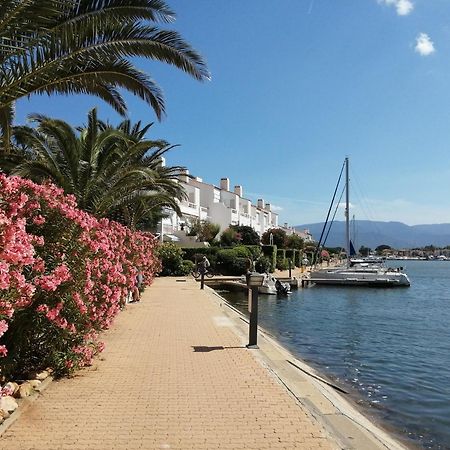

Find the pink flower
[[0, 320, 8, 336], [32, 215, 46, 225]]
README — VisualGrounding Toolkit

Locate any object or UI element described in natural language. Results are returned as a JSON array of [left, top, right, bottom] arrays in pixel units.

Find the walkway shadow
[[192, 346, 245, 352]]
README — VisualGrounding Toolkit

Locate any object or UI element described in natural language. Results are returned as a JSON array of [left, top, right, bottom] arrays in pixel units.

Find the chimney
[[220, 178, 230, 191], [257, 199, 264, 208], [179, 168, 189, 183], [234, 185, 243, 197], [265, 203, 271, 211]]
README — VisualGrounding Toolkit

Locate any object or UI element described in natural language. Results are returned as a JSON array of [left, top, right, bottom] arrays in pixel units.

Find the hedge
[[262, 245, 277, 272]]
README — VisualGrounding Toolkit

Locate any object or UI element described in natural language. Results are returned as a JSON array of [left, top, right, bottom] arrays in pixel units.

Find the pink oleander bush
[[0, 174, 160, 378]]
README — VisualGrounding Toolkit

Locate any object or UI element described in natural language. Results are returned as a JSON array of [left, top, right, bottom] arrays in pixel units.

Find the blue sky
[[15, 0, 450, 226]]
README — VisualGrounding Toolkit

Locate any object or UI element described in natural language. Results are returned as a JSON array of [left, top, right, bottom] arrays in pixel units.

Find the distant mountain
[[295, 221, 450, 249]]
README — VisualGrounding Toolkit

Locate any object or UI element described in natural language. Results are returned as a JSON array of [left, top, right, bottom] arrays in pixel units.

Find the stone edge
[[0, 376, 53, 437]]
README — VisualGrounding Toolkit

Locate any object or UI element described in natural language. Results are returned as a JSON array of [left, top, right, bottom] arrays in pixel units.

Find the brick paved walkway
[[1, 278, 337, 450]]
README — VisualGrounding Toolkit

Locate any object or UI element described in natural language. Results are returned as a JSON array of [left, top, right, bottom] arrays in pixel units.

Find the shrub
[[0, 175, 159, 378], [216, 246, 251, 275], [155, 243, 185, 276], [181, 247, 218, 269], [276, 258, 289, 271], [220, 227, 239, 246], [285, 234, 304, 250], [245, 245, 262, 261], [230, 245, 252, 258], [262, 245, 277, 271], [255, 256, 272, 273], [188, 219, 220, 243], [181, 260, 195, 275]]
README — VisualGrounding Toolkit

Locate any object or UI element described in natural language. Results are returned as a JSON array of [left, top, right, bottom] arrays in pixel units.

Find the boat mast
[[345, 157, 350, 267]]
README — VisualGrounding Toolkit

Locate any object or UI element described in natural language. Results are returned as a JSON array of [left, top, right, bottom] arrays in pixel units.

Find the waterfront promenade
[[1, 277, 336, 450]]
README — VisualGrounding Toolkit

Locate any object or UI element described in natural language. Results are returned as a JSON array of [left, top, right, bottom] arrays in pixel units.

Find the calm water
[[219, 261, 450, 449]]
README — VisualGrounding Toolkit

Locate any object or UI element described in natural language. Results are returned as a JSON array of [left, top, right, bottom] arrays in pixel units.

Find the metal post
[[200, 271, 205, 290], [247, 287, 259, 349], [288, 259, 292, 278]]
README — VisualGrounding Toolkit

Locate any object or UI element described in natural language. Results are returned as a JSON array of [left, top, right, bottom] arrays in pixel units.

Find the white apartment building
[[280, 223, 314, 243], [161, 170, 279, 239]]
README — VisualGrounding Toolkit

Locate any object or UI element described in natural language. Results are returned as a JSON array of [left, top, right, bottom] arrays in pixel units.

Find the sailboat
[[309, 158, 410, 287]]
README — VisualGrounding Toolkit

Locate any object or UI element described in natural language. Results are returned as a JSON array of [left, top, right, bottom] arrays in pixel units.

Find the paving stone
[[0, 278, 335, 450]]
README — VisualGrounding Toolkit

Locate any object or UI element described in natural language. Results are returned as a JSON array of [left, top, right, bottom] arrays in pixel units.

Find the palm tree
[[0, 0, 209, 152], [10, 108, 186, 229]]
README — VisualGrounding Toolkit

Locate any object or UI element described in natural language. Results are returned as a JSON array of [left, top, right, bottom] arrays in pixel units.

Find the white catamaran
[[309, 158, 411, 287]]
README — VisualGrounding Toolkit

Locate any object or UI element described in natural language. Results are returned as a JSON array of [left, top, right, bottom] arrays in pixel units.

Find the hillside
[[295, 221, 450, 249]]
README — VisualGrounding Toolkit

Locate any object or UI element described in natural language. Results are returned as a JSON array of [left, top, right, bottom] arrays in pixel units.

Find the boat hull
[[309, 269, 410, 287]]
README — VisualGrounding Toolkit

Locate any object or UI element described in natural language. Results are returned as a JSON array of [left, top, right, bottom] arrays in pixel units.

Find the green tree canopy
[[220, 227, 239, 247], [359, 246, 371, 257], [285, 233, 304, 250], [261, 228, 287, 248], [232, 225, 260, 245], [6, 108, 186, 229], [189, 220, 220, 243], [0, 0, 209, 151], [375, 244, 392, 255]]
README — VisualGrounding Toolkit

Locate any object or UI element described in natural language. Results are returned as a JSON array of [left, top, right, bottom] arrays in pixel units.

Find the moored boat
[[309, 158, 410, 287]]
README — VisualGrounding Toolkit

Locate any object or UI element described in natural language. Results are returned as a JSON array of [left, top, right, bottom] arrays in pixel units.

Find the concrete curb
[[0, 376, 53, 438]]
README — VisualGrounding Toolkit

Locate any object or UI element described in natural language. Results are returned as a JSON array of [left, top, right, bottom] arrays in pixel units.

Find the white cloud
[[415, 33, 436, 56], [379, 0, 414, 16], [271, 204, 284, 212]]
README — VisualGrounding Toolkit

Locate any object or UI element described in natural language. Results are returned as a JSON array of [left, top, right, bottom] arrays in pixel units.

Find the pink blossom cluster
[[0, 174, 160, 374]]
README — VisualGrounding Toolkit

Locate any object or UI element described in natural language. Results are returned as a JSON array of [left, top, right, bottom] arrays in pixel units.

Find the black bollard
[[200, 271, 205, 290], [247, 287, 259, 348]]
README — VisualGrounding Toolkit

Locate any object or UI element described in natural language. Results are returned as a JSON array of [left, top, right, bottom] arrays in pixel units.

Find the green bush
[[216, 246, 251, 275], [285, 234, 304, 250], [188, 219, 220, 243], [181, 260, 195, 275], [262, 245, 277, 271], [231, 245, 252, 258], [220, 227, 239, 246], [246, 245, 262, 260], [285, 249, 298, 267], [155, 243, 185, 276], [181, 247, 219, 269], [255, 256, 272, 273], [276, 257, 289, 271]]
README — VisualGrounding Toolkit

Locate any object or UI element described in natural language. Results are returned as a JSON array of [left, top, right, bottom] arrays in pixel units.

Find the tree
[[220, 227, 239, 247], [375, 244, 391, 255], [285, 234, 304, 250], [189, 220, 220, 243], [231, 225, 260, 245], [7, 109, 186, 228], [0, 0, 209, 152], [261, 228, 286, 248], [359, 246, 371, 257]]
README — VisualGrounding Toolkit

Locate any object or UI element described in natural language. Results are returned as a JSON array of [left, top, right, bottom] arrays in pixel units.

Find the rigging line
[[313, 160, 346, 264], [350, 168, 384, 237], [322, 185, 345, 248], [351, 170, 376, 222]]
